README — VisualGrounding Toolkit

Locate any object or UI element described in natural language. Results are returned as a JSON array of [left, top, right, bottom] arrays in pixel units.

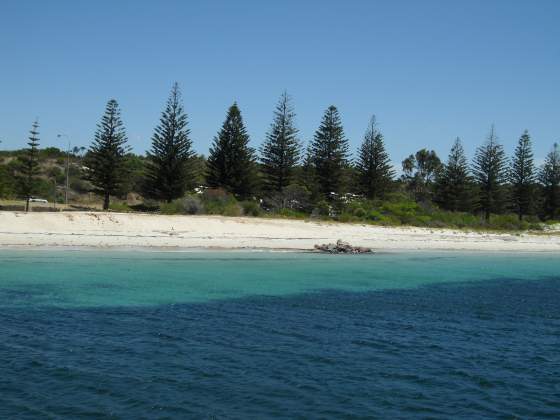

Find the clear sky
[[1, 0, 559, 166]]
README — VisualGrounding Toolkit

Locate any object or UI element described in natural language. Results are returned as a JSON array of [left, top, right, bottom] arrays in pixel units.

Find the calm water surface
[[1, 251, 559, 418]]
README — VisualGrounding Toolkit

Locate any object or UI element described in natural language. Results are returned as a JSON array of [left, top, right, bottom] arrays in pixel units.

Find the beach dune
[[0, 211, 558, 252]]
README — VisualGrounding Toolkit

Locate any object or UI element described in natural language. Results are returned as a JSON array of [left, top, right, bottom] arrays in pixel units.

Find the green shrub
[[202, 188, 232, 204], [528, 223, 544, 231], [367, 210, 384, 221], [201, 188, 239, 215], [160, 200, 183, 215], [524, 215, 541, 224], [414, 215, 431, 226], [131, 201, 160, 212], [353, 207, 366, 218], [223, 202, 242, 217], [337, 213, 362, 223], [70, 178, 90, 194], [268, 184, 312, 212], [159, 196, 204, 215], [241, 200, 261, 217], [109, 202, 132, 212], [272, 208, 308, 219], [488, 214, 529, 231], [180, 195, 204, 215], [312, 200, 330, 217]]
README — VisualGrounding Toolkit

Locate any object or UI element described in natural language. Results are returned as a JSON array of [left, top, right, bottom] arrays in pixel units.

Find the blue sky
[[1, 0, 559, 166]]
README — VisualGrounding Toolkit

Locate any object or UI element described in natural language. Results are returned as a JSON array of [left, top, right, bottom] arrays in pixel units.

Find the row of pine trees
[[17, 83, 560, 221]]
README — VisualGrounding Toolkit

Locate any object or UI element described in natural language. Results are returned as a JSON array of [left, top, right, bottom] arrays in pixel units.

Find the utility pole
[[52, 178, 57, 211], [57, 134, 70, 206]]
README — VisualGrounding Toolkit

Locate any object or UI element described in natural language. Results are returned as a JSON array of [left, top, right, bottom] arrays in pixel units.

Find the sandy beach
[[0, 211, 558, 252]]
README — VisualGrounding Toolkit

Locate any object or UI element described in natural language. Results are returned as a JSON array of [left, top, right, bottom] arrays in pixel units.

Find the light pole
[[57, 134, 70, 206], [52, 178, 57, 210]]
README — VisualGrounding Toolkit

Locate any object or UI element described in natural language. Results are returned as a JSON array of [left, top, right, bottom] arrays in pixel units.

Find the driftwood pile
[[313, 239, 373, 254]]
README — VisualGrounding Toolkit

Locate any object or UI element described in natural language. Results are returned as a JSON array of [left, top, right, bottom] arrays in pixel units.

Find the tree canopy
[[85, 99, 130, 210], [144, 83, 194, 202], [207, 103, 258, 198], [307, 105, 349, 198], [355, 116, 394, 199], [260, 92, 301, 193]]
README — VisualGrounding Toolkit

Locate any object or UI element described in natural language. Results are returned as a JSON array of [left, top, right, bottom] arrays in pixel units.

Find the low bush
[[311, 200, 330, 217], [201, 188, 239, 215], [241, 200, 261, 217], [367, 210, 385, 222], [159, 196, 204, 215], [159, 201, 179, 214], [353, 207, 366, 218], [181, 195, 204, 215], [222, 202, 242, 217], [267, 184, 312, 212], [271, 208, 308, 219], [130, 202, 160, 212], [109, 202, 132, 212]]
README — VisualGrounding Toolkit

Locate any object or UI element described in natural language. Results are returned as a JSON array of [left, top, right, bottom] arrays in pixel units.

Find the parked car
[[29, 197, 48, 204]]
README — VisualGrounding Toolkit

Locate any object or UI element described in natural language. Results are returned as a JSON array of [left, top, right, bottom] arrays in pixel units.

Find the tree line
[[10, 83, 560, 222]]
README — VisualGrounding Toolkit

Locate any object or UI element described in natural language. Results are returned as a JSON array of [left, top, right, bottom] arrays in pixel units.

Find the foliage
[[144, 83, 195, 202], [2, 90, 558, 232], [311, 200, 331, 217], [39, 147, 65, 159], [435, 138, 473, 212], [196, 188, 241, 216], [84, 99, 130, 210], [540, 143, 560, 220], [265, 183, 312, 212], [241, 200, 262, 217], [472, 125, 508, 220], [121, 154, 147, 194], [355, 116, 394, 199], [260, 92, 301, 192], [109, 202, 132, 212], [353, 207, 366, 218], [69, 178, 90, 194], [158, 195, 204, 215], [402, 148, 442, 202], [270, 208, 308, 219], [190, 154, 207, 187], [181, 195, 204, 214], [0, 164, 17, 198], [298, 150, 322, 202], [510, 130, 537, 220], [333, 194, 541, 231], [307, 105, 350, 198], [19, 120, 41, 211], [207, 103, 258, 198]]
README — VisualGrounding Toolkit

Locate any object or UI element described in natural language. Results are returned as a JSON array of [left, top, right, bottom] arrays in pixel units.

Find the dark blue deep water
[[1, 251, 559, 418]]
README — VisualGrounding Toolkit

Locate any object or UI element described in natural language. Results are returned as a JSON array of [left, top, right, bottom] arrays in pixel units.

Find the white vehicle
[[29, 197, 48, 204]]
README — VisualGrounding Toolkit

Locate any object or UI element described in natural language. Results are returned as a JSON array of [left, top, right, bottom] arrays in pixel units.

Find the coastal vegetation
[[1, 84, 559, 231]]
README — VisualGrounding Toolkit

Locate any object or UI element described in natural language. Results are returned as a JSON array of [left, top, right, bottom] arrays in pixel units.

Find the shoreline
[[0, 211, 559, 253], [1, 245, 559, 256]]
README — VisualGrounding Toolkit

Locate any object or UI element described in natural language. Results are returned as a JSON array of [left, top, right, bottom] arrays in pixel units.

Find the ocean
[[1, 250, 559, 418]]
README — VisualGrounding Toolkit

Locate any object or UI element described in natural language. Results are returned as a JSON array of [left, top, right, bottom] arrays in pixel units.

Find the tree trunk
[[25, 197, 30, 213], [103, 192, 110, 211], [485, 208, 490, 221]]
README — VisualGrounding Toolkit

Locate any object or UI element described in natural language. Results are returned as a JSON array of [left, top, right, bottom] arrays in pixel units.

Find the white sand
[[0, 211, 558, 252]]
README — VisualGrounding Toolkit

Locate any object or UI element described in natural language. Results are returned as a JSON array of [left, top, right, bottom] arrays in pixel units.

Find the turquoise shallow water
[[1, 251, 559, 418], [1, 250, 559, 308]]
